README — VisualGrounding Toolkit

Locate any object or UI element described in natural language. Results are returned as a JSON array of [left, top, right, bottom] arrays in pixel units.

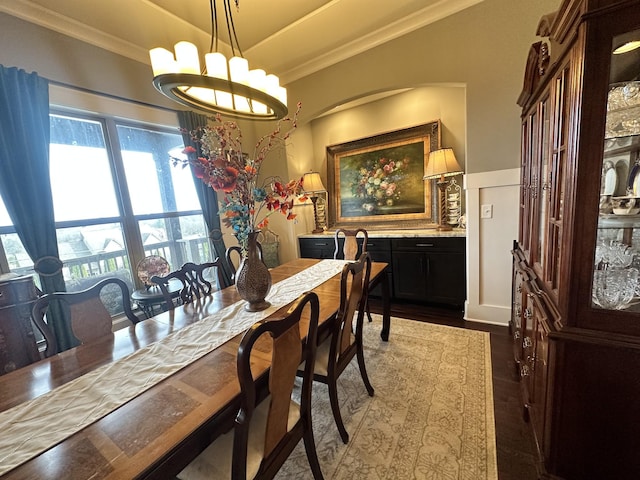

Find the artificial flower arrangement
[[173, 103, 307, 253]]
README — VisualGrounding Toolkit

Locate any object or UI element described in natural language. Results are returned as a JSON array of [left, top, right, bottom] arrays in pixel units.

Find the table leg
[[380, 273, 391, 341], [134, 301, 154, 319]]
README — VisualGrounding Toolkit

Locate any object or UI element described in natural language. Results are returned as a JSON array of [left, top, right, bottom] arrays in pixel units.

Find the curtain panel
[[0, 66, 74, 351], [177, 110, 233, 288]]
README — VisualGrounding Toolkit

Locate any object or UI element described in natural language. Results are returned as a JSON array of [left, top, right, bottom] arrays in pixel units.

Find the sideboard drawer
[[299, 238, 334, 259], [391, 236, 465, 253]]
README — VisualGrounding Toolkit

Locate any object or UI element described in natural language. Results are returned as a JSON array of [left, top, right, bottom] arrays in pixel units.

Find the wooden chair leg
[[302, 414, 325, 480], [356, 345, 375, 397], [328, 377, 349, 444]]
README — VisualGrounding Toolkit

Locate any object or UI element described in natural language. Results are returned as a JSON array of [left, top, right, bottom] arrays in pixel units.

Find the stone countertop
[[298, 228, 466, 239]]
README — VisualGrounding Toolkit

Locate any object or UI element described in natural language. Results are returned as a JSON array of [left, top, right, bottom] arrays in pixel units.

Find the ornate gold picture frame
[[326, 121, 441, 229]]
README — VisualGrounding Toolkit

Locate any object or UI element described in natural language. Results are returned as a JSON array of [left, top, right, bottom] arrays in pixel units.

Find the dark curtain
[[0, 66, 75, 351], [178, 110, 233, 288]]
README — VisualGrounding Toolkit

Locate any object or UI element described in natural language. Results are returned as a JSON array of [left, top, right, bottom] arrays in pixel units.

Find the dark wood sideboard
[[0, 275, 40, 375], [298, 233, 466, 308]]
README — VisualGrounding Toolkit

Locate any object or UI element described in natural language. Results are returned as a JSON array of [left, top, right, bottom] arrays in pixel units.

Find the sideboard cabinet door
[[391, 237, 466, 307]]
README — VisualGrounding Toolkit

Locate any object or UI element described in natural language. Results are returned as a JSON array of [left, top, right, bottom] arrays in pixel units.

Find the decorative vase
[[235, 231, 272, 312]]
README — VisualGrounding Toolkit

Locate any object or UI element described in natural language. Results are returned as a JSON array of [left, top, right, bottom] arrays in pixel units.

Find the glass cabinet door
[[535, 96, 551, 278], [593, 28, 640, 313], [548, 63, 570, 297]]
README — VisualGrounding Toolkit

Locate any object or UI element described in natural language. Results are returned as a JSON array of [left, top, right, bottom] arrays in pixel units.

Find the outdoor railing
[[12, 237, 212, 291]]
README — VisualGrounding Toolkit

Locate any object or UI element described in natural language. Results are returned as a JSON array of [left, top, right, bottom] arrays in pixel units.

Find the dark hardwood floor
[[368, 298, 539, 480]]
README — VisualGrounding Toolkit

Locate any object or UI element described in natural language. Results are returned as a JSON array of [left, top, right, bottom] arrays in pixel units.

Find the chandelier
[[149, 0, 287, 121]]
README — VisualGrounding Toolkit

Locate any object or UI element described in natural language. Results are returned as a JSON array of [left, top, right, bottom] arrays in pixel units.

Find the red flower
[[193, 157, 209, 179], [211, 166, 239, 193]]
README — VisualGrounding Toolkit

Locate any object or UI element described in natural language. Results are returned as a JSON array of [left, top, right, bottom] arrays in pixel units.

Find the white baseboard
[[464, 301, 511, 326]]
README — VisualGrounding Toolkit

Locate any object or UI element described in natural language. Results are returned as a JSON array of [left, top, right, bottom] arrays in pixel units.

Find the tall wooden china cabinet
[[512, 0, 640, 478]]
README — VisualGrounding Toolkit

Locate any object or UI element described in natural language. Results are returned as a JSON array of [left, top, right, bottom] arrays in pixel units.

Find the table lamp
[[302, 171, 326, 233], [423, 148, 463, 231]]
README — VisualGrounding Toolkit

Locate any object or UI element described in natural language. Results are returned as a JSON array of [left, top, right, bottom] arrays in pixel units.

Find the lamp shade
[[302, 172, 326, 193], [423, 148, 463, 179]]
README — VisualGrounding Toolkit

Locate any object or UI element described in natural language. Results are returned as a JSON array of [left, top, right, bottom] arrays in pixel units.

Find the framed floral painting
[[326, 121, 441, 229]]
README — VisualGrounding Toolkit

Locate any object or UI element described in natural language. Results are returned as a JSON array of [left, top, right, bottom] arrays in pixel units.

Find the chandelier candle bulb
[[149, 48, 177, 76], [229, 56, 251, 112], [249, 69, 268, 114], [249, 69, 267, 90], [276, 86, 287, 105], [265, 74, 283, 103], [229, 56, 249, 83], [205, 52, 234, 108], [205, 52, 228, 79], [174, 41, 200, 74]]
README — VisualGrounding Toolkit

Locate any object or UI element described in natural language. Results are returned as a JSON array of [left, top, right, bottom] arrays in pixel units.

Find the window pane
[[138, 214, 212, 271], [56, 224, 133, 291], [1, 233, 33, 273], [118, 125, 200, 215], [0, 197, 11, 227], [49, 115, 120, 221]]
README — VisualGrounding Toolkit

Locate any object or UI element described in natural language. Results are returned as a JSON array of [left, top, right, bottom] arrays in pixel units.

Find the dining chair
[[32, 277, 142, 357], [334, 228, 374, 323], [150, 260, 223, 308], [304, 252, 374, 444], [333, 227, 368, 261], [177, 291, 324, 480], [225, 242, 264, 284]]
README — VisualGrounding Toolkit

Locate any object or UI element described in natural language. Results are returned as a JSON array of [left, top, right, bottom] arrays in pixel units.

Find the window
[[0, 111, 214, 308]]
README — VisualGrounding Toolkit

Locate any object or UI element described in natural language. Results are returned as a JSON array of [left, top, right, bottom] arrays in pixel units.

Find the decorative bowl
[[613, 207, 640, 215]]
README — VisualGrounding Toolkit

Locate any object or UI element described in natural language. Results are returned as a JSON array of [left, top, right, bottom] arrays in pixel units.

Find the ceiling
[[0, 0, 484, 85]]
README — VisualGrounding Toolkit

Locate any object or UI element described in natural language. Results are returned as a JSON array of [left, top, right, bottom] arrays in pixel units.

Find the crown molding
[[270, 0, 485, 84], [1, 0, 484, 85], [0, 0, 151, 64]]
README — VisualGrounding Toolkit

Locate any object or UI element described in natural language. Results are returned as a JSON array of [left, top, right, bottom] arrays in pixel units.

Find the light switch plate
[[481, 204, 493, 219]]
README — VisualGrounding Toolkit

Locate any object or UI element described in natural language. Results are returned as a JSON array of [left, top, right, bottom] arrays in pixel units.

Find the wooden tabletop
[[0, 258, 389, 479]]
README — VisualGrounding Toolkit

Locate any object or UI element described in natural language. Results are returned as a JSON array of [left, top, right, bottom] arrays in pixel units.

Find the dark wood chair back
[[309, 252, 374, 444], [334, 228, 374, 324], [333, 228, 368, 260], [225, 242, 264, 283], [150, 260, 223, 308], [334, 251, 372, 365], [177, 291, 324, 480], [32, 277, 141, 357]]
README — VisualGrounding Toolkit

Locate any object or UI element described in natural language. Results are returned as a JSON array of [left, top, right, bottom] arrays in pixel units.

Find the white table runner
[[0, 259, 349, 476]]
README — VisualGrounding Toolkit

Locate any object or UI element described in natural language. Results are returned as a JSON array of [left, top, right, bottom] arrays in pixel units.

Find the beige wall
[[288, 0, 559, 174], [307, 86, 467, 180], [0, 13, 172, 111], [284, 0, 560, 324]]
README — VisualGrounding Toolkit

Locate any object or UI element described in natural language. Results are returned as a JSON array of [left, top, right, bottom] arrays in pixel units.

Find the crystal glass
[[593, 268, 639, 310]]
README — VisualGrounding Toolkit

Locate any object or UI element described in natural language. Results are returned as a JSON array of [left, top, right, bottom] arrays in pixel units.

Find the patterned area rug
[[276, 315, 497, 480]]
